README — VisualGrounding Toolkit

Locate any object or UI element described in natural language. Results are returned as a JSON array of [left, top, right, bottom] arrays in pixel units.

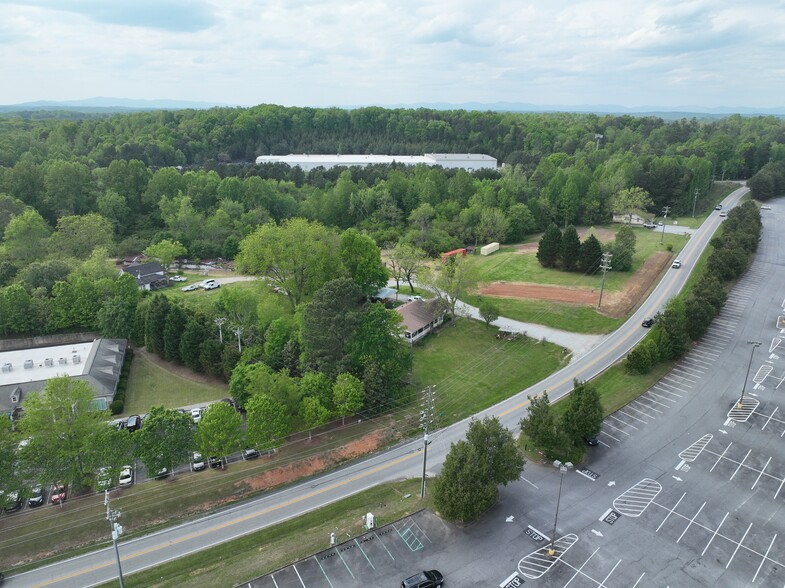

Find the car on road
[[192, 452, 206, 471], [191, 407, 203, 423], [126, 415, 142, 432], [50, 482, 67, 504], [642, 222, 656, 229], [719, 211, 727, 217], [641, 318, 655, 328], [118, 465, 134, 487], [27, 485, 45, 508], [181, 283, 200, 292], [671, 259, 682, 269], [401, 570, 444, 588], [715, 204, 722, 210]]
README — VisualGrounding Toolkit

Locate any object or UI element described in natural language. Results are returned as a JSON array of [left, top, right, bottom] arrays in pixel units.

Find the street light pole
[[738, 340, 762, 409], [548, 460, 572, 557], [214, 317, 226, 343], [692, 188, 699, 218], [597, 253, 612, 310], [660, 206, 671, 244]]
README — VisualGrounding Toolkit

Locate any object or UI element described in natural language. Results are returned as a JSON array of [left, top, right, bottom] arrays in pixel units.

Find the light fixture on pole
[[738, 340, 762, 409], [660, 206, 671, 244], [548, 460, 573, 557], [214, 317, 226, 343]]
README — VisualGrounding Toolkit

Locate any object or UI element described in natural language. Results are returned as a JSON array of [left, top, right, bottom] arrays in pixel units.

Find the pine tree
[[559, 225, 581, 271], [578, 234, 603, 273], [536, 224, 562, 268]]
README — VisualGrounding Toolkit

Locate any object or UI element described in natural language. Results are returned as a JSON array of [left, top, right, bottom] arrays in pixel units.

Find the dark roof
[[122, 261, 164, 278]]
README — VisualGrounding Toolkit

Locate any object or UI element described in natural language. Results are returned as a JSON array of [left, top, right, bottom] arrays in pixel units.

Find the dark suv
[[401, 570, 444, 588], [126, 415, 142, 432]]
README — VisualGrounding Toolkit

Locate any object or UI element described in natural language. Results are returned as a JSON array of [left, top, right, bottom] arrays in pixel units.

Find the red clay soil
[[478, 251, 672, 318]]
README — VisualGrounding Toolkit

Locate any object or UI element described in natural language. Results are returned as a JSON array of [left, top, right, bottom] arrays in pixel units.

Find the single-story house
[[122, 253, 148, 266], [394, 299, 446, 344], [120, 261, 168, 291], [612, 213, 649, 225]]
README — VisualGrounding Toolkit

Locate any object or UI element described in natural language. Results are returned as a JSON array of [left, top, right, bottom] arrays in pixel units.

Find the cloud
[[0, 0, 216, 32]]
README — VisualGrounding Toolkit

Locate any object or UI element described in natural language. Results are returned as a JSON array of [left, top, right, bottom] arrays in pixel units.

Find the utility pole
[[214, 317, 226, 343], [738, 340, 762, 409], [232, 326, 243, 353], [597, 252, 612, 310], [691, 188, 699, 218], [105, 491, 125, 588], [660, 206, 671, 244], [594, 133, 604, 151], [420, 386, 436, 499]]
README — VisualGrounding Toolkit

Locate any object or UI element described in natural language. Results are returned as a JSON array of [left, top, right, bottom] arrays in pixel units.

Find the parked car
[[192, 452, 206, 471], [110, 418, 126, 431], [50, 482, 67, 504], [641, 318, 655, 328], [671, 259, 682, 269], [407, 295, 423, 302], [126, 415, 142, 432], [715, 204, 722, 210], [642, 222, 656, 229], [181, 283, 200, 292], [118, 465, 134, 487], [27, 485, 45, 508], [154, 466, 169, 480], [584, 435, 599, 446], [191, 407, 203, 424], [242, 448, 260, 460], [203, 282, 220, 290], [96, 467, 113, 491], [169, 275, 187, 282], [200, 279, 217, 289], [208, 456, 223, 469], [401, 570, 444, 588]]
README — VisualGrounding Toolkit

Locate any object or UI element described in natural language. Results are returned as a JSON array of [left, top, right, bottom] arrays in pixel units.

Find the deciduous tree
[[245, 393, 290, 451], [333, 372, 364, 425], [197, 402, 243, 463], [133, 406, 193, 479]]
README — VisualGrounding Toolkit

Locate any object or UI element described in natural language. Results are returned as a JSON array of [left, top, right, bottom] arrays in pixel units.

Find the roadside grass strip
[[612, 479, 662, 518], [679, 434, 714, 462], [727, 397, 759, 422], [517, 533, 579, 579]]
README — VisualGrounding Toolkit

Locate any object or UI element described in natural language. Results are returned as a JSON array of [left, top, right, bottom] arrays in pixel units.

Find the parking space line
[[562, 546, 600, 587], [632, 572, 646, 587], [676, 502, 706, 543], [656, 492, 686, 532], [641, 393, 671, 408], [690, 349, 720, 358], [617, 407, 652, 423], [654, 381, 685, 394], [675, 365, 706, 376], [709, 443, 733, 472], [598, 559, 622, 588], [683, 356, 714, 367], [729, 449, 751, 481], [661, 376, 692, 388], [762, 407, 779, 430], [725, 522, 753, 569], [293, 564, 306, 587], [600, 429, 621, 441], [752, 457, 772, 490], [373, 532, 395, 561], [314, 555, 336, 588], [632, 399, 664, 414], [753, 534, 777, 583], [607, 414, 639, 430], [336, 546, 355, 579], [354, 538, 375, 569], [647, 390, 678, 404], [670, 370, 700, 383], [774, 475, 785, 500], [602, 421, 631, 435], [701, 511, 729, 556], [271, 574, 279, 588]]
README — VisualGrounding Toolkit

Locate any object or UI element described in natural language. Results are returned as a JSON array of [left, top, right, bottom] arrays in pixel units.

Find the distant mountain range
[[1, 97, 783, 118]]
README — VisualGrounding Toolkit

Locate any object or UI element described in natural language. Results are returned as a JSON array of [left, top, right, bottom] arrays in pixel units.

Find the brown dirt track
[[479, 251, 672, 318]]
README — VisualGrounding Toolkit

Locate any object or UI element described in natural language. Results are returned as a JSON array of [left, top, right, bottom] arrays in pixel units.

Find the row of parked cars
[[181, 278, 221, 292]]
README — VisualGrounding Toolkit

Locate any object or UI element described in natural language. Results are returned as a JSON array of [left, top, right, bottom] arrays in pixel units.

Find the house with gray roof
[[394, 299, 446, 344]]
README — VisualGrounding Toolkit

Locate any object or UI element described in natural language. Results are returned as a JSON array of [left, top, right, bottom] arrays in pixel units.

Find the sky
[[0, 0, 784, 110]]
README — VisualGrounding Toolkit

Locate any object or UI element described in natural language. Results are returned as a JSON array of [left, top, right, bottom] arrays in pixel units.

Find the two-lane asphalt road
[[8, 186, 749, 588]]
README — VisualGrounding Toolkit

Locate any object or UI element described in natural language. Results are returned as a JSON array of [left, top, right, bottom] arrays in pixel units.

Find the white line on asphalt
[[710, 443, 733, 472], [354, 538, 375, 569], [374, 533, 395, 561], [675, 460, 686, 470], [676, 502, 706, 543], [762, 407, 779, 431], [641, 393, 672, 408], [600, 429, 621, 441], [725, 522, 752, 569], [647, 390, 678, 404], [729, 449, 751, 481], [652, 385, 684, 398], [293, 564, 306, 587], [607, 413, 639, 430], [632, 399, 664, 414], [602, 421, 632, 435], [562, 547, 600, 588], [656, 492, 686, 532], [632, 572, 646, 587], [701, 512, 729, 556], [598, 559, 622, 588], [519, 476, 538, 489], [752, 457, 772, 490], [669, 370, 700, 383], [618, 407, 652, 423], [753, 534, 777, 583], [336, 544, 355, 579]]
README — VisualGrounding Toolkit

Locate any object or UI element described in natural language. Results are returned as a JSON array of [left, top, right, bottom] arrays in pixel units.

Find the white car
[[181, 283, 200, 292], [203, 282, 220, 290], [169, 276, 187, 282], [119, 465, 133, 487], [192, 452, 206, 471], [672, 259, 682, 269], [191, 407, 203, 423], [407, 295, 423, 302]]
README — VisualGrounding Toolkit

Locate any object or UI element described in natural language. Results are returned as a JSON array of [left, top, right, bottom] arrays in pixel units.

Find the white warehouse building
[[254, 153, 497, 172]]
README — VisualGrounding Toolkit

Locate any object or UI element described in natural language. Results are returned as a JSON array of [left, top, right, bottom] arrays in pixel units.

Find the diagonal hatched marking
[[728, 397, 759, 422], [679, 434, 713, 462], [613, 479, 662, 517], [517, 533, 579, 579]]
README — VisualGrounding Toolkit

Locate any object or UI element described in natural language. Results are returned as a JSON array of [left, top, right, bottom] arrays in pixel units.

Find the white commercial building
[[254, 153, 497, 172]]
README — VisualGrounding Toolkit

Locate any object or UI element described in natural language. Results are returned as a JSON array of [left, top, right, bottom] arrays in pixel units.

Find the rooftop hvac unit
[[24, 359, 34, 370], [44, 358, 54, 367], [1, 363, 11, 373], [10, 388, 21, 403], [58, 357, 67, 365], [72, 354, 81, 364]]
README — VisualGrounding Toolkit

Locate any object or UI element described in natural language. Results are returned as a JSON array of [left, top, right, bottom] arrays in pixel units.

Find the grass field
[[411, 318, 570, 424], [122, 350, 228, 415]]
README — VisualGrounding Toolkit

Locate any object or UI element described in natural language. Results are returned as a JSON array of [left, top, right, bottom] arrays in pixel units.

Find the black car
[[584, 435, 599, 447], [126, 415, 142, 432], [641, 318, 654, 328], [208, 456, 223, 469], [27, 485, 45, 508], [402, 570, 444, 588]]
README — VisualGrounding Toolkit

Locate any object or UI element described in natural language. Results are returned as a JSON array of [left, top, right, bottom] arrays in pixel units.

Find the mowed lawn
[[465, 225, 688, 292], [411, 318, 570, 425], [123, 351, 228, 415]]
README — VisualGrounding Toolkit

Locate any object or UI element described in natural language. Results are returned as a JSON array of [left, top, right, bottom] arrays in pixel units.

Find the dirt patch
[[515, 227, 616, 254], [478, 251, 673, 318]]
